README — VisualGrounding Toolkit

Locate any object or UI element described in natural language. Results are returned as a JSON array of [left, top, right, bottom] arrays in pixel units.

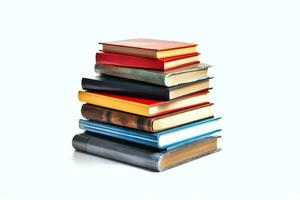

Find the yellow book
[[78, 91, 209, 117]]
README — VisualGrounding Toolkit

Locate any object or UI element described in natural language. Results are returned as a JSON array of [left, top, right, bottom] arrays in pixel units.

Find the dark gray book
[[72, 132, 220, 172], [95, 63, 211, 87]]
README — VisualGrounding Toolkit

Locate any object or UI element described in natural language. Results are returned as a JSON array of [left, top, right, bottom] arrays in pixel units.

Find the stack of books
[[72, 38, 222, 172]]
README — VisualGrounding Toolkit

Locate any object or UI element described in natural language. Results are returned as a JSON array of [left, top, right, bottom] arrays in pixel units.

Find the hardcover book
[[95, 63, 211, 87], [81, 103, 214, 132], [100, 38, 197, 59], [96, 52, 199, 71], [78, 90, 210, 117], [79, 117, 221, 149], [81, 75, 210, 101], [73, 132, 220, 172]]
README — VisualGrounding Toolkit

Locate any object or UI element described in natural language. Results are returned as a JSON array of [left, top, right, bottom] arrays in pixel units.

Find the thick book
[[81, 103, 214, 132], [95, 63, 211, 87], [72, 132, 220, 172], [100, 38, 197, 59], [96, 52, 199, 71], [79, 117, 221, 149], [81, 75, 210, 101], [78, 90, 210, 117]]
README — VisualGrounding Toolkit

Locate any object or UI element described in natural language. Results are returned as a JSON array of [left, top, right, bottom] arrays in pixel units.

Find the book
[[100, 38, 197, 59], [96, 52, 199, 71], [81, 103, 214, 132], [79, 117, 221, 149], [81, 75, 210, 101], [73, 132, 220, 172], [95, 63, 211, 87], [78, 90, 210, 117]]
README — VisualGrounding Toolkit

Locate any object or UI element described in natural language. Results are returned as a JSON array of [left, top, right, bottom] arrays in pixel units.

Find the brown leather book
[[81, 103, 214, 132]]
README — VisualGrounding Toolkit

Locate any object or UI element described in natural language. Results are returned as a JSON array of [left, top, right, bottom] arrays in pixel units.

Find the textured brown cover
[[81, 103, 213, 132]]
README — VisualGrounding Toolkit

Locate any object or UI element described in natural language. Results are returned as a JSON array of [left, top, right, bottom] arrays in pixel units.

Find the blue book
[[79, 117, 221, 149]]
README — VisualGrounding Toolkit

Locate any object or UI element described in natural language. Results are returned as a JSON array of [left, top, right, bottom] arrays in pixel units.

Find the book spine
[[81, 77, 171, 100], [81, 104, 154, 132], [78, 91, 150, 116], [96, 52, 164, 70], [79, 119, 159, 148], [94, 64, 166, 86], [72, 134, 162, 171]]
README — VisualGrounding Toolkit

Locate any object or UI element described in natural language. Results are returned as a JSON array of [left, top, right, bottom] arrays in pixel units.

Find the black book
[[81, 75, 211, 100]]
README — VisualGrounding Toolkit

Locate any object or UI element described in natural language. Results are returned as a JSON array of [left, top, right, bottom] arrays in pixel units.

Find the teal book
[[79, 117, 221, 149], [95, 63, 211, 87]]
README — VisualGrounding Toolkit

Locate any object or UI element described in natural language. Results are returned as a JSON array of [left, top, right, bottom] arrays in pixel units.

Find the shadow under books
[[72, 150, 117, 165], [72, 150, 154, 172]]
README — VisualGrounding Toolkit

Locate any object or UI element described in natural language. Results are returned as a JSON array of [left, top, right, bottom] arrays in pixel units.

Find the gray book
[[95, 63, 211, 87], [72, 132, 220, 172]]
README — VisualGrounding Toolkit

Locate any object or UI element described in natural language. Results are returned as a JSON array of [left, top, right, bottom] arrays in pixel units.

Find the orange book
[[78, 90, 210, 117], [100, 38, 197, 59]]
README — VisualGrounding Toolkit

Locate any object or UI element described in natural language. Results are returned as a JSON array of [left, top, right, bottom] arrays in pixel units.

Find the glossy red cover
[[89, 90, 209, 116], [95, 52, 200, 71]]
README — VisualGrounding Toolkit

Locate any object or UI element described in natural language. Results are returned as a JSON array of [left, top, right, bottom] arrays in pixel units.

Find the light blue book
[[79, 117, 221, 149]]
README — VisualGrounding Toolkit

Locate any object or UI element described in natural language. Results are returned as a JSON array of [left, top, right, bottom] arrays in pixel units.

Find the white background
[[0, 0, 299, 199]]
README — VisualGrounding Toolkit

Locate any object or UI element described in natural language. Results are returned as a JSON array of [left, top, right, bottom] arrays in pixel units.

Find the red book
[[96, 52, 200, 71], [100, 38, 198, 59]]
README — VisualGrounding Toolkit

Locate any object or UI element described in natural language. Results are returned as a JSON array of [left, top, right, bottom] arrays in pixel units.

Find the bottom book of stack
[[72, 132, 221, 172]]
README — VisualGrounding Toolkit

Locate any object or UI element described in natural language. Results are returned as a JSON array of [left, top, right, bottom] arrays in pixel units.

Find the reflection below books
[[72, 150, 158, 172], [72, 150, 117, 165]]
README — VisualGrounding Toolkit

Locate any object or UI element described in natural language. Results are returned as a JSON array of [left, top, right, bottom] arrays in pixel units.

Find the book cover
[[81, 103, 214, 132], [79, 117, 221, 149], [78, 90, 210, 117], [81, 75, 210, 100], [95, 63, 211, 87], [96, 52, 199, 71], [73, 132, 220, 172]]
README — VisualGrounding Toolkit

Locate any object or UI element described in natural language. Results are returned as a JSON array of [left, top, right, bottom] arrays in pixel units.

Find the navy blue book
[[79, 117, 221, 149]]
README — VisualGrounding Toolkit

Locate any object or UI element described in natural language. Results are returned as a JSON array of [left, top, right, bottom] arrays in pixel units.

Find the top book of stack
[[98, 38, 199, 71], [100, 38, 197, 58]]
